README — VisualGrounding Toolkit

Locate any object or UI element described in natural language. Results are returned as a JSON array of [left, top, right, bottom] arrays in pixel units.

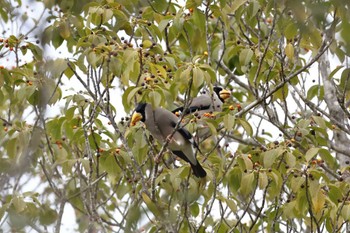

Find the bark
[[319, 52, 350, 171]]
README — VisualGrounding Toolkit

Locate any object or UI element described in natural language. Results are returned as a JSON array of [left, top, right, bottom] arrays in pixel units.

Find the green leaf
[[141, 192, 161, 216], [231, 0, 247, 12], [291, 176, 305, 193], [39, 205, 58, 225], [285, 152, 296, 167], [284, 22, 298, 40], [59, 21, 70, 39], [122, 86, 142, 112], [228, 167, 242, 194], [239, 48, 253, 66], [312, 116, 327, 129], [328, 184, 343, 204], [319, 148, 337, 168], [239, 172, 255, 197], [283, 201, 297, 219], [180, 66, 192, 82], [266, 170, 283, 198], [198, 64, 216, 83], [226, 199, 237, 212], [149, 91, 162, 108], [192, 67, 204, 91], [223, 113, 235, 130], [262, 147, 285, 168], [328, 65, 343, 80], [236, 118, 253, 137], [26, 42, 43, 60], [238, 154, 253, 170], [258, 172, 268, 190], [13, 195, 26, 213], [158, 18, 172, 32], [307, 85, 324, 100], [190, 202, 200, 217], [305, 147, 319, 162], [341, 205, 350, 220]]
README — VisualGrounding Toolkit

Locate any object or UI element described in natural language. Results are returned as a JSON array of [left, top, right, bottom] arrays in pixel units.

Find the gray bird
[[172, 86, 231, 116], [130, 103, 206, 178], [171, 86, 231, 141]]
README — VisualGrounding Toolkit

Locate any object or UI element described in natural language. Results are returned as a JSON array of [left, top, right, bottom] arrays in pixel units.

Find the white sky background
[[0, 0, 347, 232]]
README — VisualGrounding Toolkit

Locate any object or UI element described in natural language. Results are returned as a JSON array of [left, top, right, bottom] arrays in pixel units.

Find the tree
[[1, 0, 350, 232]]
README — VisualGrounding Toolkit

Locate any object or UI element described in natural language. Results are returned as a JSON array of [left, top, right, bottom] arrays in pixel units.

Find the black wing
[[187, 104, 211, 113], [170, 121, 201, 150], [172, 104, 211, 115], [170, 121, 192, 140], [172, 106, 184, 114]]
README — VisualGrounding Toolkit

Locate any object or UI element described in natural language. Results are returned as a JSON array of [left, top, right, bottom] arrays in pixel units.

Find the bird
[[172, 86, 231, 116], [130, 103, 207, 178], [171, 86, 231, 140]]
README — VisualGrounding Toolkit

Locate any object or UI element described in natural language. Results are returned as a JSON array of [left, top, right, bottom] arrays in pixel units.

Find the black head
[[134, 102, 147, 122], [213, 86, 224, 101]]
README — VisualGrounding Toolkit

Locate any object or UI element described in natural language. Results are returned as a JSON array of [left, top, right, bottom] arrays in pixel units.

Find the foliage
[[1, 0, 350, 232]]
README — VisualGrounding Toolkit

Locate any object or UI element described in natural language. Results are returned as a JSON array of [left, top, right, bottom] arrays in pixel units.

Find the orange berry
[[203, 113, 210, 117], [4, 127, 8, 132], [229, 105, 235, 111]]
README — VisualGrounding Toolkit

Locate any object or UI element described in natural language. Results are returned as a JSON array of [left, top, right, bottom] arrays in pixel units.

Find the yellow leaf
[[312, 188, 325, 214], [142, 40, 153, 48], [285, 43, 294, 60]]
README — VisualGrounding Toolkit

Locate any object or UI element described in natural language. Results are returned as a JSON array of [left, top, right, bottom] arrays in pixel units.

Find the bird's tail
[[191, 163, 207, 178], [172, 150, 207, 178]]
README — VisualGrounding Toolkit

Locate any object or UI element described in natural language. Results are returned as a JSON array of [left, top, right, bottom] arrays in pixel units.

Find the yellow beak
[[130, 112, 143, 126], [219, 89, 231, 100]]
